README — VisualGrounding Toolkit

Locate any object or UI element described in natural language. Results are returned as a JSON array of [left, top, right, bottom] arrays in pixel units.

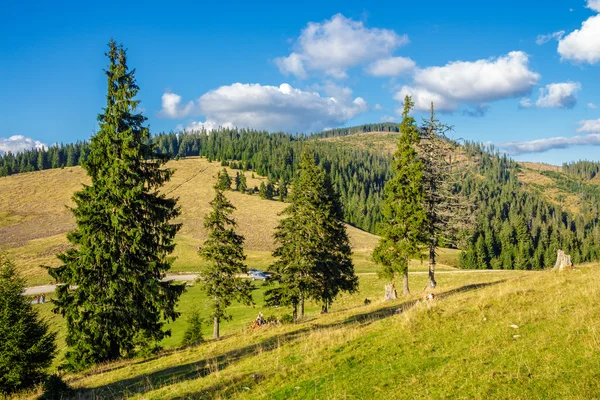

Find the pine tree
[[373, 96, 427, 296], [234, 172, 241, 191], [238, 172, 247, 193], [270, 152, 358, 318], [216, 168, 232, 190], [279, 178, 288, 202], [0, 254, 56, 394], [198, 187, 253, 339], [47, 41, 184, 370]]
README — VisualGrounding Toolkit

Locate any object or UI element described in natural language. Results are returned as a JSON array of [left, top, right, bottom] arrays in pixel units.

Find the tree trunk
[[402, 269, 410, 295], [384, 282, 397, 301], [299, 295, 305, 319], [213, 317, 220, 340], [292, 302, 298, 321], [428, 245, 437, 288]]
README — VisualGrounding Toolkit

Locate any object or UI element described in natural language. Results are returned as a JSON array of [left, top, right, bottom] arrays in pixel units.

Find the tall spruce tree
[[0, 254, 56, 394], [373, 96, 427, 296], [238, 172, 247, 192], [269, 152, 358, 318], [199, 187, 253, 339], [216, 168, 232, 190], [47, 41, 184, 370]]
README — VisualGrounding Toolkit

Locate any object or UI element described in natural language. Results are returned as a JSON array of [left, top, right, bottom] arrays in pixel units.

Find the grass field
[[19, 264, 600, 399]]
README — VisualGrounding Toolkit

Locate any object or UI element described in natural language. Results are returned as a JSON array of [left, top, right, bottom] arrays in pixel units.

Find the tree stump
[[552, 249, 573, 271], [384, 283, 397, 301]]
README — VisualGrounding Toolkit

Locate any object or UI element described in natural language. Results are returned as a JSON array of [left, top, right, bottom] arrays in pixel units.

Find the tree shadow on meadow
[[73, 279, 506, 399]]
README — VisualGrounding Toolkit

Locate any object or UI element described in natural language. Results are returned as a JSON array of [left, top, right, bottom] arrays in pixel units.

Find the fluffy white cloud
[[535, 82, 581, 108], [276, 14, 409, 79], [0, 135, 46, 155], [180, 82, 367, 133], [558, 14, 600, 64], [395, 51, 539, 113], [577, 118, 600, 132], [588, 102, 598, 109], [536, 31, 565, 45], [160, 92, 194, 118], [588, 0, 600, 12], [500, 133, 600, 154], [374, 104, 383, 110], [395, 86, 458, 112], [366, 56, 416, 77]]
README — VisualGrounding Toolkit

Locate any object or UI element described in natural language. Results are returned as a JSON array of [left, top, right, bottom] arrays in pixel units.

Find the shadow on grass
[[75, 279, 505, 399]]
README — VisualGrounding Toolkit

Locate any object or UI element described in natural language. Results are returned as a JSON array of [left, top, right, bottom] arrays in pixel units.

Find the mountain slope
[[0, 157, 381, 285]]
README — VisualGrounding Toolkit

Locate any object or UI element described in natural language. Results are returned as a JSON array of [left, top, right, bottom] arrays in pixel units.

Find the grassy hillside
[[0, 156, 419, 286], [19, 265, 600, 399]]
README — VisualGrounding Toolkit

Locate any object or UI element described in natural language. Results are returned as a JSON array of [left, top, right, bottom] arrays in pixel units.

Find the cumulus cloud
[[374, 104, 383, 110], [519, 98, 534, 108], [365, 56, 416, 77], [536, 31, 565, 45], [500, 133, 600, 154], [577, 118, 600, 132], [535, 82, 581, 108], [588, 0, 600, 12], [395, 51, 539, 114], [160, 92, 194, 118], [558, 14, 600, 64], [276, 14, 409, 79], [0, 135, 46, 155], [179, 82, 367, 133]]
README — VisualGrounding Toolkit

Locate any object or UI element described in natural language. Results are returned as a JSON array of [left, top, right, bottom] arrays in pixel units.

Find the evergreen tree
[[47, 41, 184, 370], [0, 254, 56, 394], [279, 178, 288, 202], [373, 96, 427, 296], [238, 172, 247, 193], [216, 168, 232, 190], [269, 152, 358, 318], [198, 187, 253, 339], [234, 172, 241, 191]]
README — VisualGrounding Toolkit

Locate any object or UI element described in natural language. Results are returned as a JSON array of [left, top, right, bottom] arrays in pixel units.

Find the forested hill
[[2, 125, 600, 270]]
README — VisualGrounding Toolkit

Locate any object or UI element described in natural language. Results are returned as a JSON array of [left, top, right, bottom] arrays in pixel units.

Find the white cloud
[[395, 86, 458, 112], [395, 51, 539, 113], [577, 118, 600, 132], [500, 133, 600, 154], [374, 104, 383, 110], [558, 14, 600, 64], [588, 0, 600, 12], [535, 81, 581, 108], [380, 115, 396, 122], [0, 135, 46, 155], [536, 31, 565, 45], [160, 92, 194, 118], [276, 14, 409, 79], [180, 82, 368, 133], [366, 56, 416, 77], [519, 98, 534, 108], [588, 102, 598, 109]]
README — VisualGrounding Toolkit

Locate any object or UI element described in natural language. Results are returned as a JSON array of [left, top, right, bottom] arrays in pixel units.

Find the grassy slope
[[24, 265, 599, 399], [0, 157, 403, 286]]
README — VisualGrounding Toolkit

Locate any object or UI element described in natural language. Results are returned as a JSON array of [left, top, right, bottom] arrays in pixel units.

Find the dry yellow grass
[[0, 157, 381, 285]]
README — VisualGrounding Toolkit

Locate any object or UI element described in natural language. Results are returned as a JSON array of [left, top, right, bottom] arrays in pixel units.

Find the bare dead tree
[[419, 103, 474, 288]]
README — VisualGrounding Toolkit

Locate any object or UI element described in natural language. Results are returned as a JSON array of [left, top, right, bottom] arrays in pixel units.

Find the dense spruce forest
[[2, 124, 600, 270]]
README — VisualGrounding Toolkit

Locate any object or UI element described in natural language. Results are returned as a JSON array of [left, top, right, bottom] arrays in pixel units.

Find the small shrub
[[181, 310, 204, 347], [280, 314, 295, 324]]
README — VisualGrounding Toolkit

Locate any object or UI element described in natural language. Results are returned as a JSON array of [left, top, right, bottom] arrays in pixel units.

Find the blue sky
[[1, 0, 600, 164]]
